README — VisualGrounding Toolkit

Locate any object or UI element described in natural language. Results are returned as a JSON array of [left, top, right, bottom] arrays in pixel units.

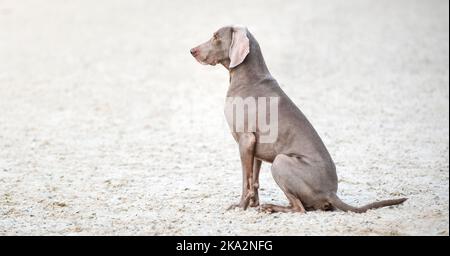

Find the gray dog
[[190, 25, 407, 213]]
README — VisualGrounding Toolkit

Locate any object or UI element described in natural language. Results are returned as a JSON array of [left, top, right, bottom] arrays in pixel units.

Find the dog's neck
[[224, 33, 272, 88]]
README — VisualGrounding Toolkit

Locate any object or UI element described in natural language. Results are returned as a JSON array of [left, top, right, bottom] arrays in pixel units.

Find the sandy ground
[[0, 0, 448, 236]]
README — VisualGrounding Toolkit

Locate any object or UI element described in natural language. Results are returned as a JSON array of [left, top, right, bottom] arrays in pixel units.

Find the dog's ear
[[229, 27, 250, 69]]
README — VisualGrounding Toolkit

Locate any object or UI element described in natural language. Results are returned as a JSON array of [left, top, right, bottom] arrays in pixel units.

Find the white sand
[[0, 0, 448, 235]]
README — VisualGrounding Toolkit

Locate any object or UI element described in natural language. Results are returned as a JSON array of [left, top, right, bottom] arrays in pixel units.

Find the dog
[[190, 25, 407, 213]]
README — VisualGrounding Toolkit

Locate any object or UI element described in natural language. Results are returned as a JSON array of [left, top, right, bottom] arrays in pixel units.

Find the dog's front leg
[[250, 159, 262, 207], [228, 133, 256, 210]]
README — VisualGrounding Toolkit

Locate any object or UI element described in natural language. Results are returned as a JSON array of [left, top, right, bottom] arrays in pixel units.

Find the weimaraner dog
[[190, 25, 407, 213]]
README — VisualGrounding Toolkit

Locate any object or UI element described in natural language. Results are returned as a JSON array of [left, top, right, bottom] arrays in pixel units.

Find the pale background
[[0, 0, 448, 235]]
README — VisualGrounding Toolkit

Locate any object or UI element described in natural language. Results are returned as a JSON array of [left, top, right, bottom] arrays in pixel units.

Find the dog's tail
[[328, 194, 407, 213]]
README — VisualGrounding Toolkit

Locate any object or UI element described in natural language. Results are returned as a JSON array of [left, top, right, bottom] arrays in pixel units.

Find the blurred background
[[0, 0, 448, 235]]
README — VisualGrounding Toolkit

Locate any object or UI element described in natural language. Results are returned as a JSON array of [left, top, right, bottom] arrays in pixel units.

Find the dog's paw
[[226, 203, 245, 211], [226, 204, 239, 211], [259, 204, 274, 213], [227, 199, 251, 211]]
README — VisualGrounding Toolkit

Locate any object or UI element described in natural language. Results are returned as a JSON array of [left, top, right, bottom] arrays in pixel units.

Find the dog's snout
[[190, 48, 197, 56]]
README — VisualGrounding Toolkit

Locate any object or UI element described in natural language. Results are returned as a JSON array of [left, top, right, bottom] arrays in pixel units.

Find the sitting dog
[[190, 26, 407, 213]]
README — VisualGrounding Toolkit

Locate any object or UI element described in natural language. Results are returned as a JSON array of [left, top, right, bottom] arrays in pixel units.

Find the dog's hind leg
[[260, 193, 305, 213], [260, 154, 306, 213]]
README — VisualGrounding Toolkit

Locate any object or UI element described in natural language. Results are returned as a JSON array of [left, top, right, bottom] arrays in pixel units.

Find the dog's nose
[[190, 48, 197, 56]]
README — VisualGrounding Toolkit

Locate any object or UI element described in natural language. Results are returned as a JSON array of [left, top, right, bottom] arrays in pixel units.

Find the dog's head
[[190, 26, 250, 69]]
